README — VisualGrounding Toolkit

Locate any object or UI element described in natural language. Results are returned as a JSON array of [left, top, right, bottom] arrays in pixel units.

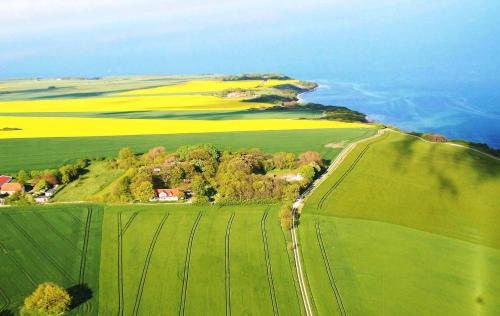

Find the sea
[[300, 78, 500, 149]]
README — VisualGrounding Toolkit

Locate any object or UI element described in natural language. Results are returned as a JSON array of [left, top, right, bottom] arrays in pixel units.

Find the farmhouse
[[155, 189, 184, 201], [0, 175, 12, 187], [0, 182, 24, 195]]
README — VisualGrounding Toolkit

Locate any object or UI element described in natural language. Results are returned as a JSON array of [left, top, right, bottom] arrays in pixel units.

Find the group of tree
[[104, 144, 325, 204]]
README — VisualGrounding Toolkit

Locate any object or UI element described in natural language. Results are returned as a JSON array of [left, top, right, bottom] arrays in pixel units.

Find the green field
[[52, 162, 125, 203], [300, 131, 500, 315], [0, 204, 303, 315], [98, 204, 302, 315], [0, 128, 376, 173], [0, 205, 103, 315]]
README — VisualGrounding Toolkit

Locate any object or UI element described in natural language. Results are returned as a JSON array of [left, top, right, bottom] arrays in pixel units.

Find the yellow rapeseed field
[[0, 116, 372, 139], [115, 79, 299, 95], [0, 95, 267, 113]]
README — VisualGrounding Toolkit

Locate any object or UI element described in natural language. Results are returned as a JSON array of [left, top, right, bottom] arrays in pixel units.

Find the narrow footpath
[[290, 128, 386, 316]]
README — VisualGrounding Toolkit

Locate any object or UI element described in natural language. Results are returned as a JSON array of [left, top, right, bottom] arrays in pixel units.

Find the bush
[[279, 205, 294, 230], [21, 282, 71, 315]]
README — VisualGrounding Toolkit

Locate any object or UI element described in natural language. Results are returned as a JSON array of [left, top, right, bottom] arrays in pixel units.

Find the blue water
[[300, 79, 500, 148]]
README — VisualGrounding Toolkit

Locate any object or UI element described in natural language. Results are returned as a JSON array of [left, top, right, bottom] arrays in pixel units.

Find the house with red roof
[[155, 188, 184, 201], [0, 175, 12, 187], [1, 182, 24, 195]]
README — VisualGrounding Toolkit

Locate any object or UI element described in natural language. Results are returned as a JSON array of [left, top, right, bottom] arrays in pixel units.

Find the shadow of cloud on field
[[67, 284, 92, 310], [388, 133, 500, 196]]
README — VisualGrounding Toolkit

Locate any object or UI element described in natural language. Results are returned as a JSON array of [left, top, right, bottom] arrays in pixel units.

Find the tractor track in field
[[122, 212, 138, 235], [34, 212, 81, 255], [0, 241, 36, 286], [291, 129, 386, 316], [0, 285, 11, 314], [178, 212, 203, 316], [315, 220, 347, 316], [3, 213, 75, 284], [316, 131, 388, 210], [117, 212, 124, 316], [260, 208, 279, 316], [317, 143, 371, 210], [78, 207, 94, 314], [224, 212, 235, 316], [132, 213, 169, 316]]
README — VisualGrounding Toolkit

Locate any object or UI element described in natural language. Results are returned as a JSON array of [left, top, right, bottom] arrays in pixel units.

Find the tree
[[34, 179, 49, 192], [117, 147, 136, 169], [59, 165, 78, 184], [21, 282, 71, 315], [273, 152, 296, 169], [17, 169, 30, 184], [298, 151, 323, 166], [132, 181, 154, 202], [43, 170, 60, 185], [279, 205, 294, 230], [5, 191, 34, 206]]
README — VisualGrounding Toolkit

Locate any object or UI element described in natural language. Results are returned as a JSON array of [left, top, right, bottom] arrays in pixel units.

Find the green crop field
[[300, 131, 500, 315], [98, 204, 303, 316], [0, 128, 376, 173], [0, 203, 303, 315], [0, 205, 103, 315]]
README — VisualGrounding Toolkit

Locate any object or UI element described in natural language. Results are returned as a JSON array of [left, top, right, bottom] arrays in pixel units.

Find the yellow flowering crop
[[0, 95, 268, 113], [0, 116, 372, 139]]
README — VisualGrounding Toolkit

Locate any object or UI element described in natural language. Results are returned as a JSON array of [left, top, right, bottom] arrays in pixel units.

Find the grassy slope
[[52, 162, 124, 202], [300, 131, 500, 315], [98, 204, 302, 315], [0, 128, 376, 173], [0, 205, 103, 315]]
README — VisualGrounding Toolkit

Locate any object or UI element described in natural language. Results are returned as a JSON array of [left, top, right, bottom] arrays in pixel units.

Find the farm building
[[155, 189, 184, 201], [0, 175, 12, 187], [35, 195, 49, 204], [0, 182, 24, 195]]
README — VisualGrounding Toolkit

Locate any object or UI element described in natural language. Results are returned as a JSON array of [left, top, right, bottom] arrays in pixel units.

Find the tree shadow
[[67, 284, 93, 310], [0, 310, 14, 316]]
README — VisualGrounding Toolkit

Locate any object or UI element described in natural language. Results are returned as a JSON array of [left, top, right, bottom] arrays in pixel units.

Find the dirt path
[[290, 128, 386, 316]]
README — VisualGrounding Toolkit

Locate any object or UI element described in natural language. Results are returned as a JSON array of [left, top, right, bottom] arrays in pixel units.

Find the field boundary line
[[388, 129, 500, 161], [132, 212, 169, 316], [315, 219, 347, 316], [3, 213, 75, 284], [178, 212, 203, 316], [117, 212, 124, 316], [261, 207, 279, 316], [121, 212, 138, 235], [0, 241, 36, 286], [225, 212, 235, 316]]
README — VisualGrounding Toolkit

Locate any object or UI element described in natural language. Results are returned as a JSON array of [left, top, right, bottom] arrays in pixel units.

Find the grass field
[[0, 128, 376, 173], [97, 204, 302, 315], [114, 79, 298, 95], [300, 131, 500, 315], [0, 205, 103, 315], [52, 162, 125, 203]]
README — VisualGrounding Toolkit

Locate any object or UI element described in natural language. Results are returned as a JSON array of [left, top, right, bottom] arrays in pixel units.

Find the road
[[290, 128, 386, 316]]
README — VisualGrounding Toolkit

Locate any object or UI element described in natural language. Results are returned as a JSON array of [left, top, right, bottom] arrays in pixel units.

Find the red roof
[[156, 189, 182, 197], [1, 182, 23, 192], [0, 176, 12, 187]]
